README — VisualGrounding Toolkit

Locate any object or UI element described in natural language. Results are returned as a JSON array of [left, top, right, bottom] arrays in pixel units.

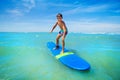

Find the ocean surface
[[0, 32, 120, 80]]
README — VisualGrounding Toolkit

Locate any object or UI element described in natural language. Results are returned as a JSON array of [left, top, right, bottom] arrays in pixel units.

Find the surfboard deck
[[47, 42, 90, 70]]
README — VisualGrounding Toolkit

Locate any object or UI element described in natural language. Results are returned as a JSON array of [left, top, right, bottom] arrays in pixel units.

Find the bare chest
[[57, 22, 64, 28]]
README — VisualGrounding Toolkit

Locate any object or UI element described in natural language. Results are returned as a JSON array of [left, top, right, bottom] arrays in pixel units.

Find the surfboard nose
[[59, 54, 90, 70]]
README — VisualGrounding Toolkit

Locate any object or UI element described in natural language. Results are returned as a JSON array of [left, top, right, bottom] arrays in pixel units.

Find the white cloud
[[67, 21, 120, 33], [82, 5, 108, 12], [7, 9, 23, 16], [7, 0, 36, 16], [22, 0, 35, 12], [63, 4, 117, 15], [0, 19, 120, 33], [44, 3, 76, 7]]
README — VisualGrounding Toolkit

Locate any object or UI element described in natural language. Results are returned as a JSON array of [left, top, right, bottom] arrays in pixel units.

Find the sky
[[0, 0, 120, 33]]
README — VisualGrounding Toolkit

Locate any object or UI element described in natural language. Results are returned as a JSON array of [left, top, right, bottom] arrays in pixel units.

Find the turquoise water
[[0, 32, 120, 80]]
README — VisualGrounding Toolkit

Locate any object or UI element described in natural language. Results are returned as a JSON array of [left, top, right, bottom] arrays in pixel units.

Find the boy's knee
[[62, 37, 65, 41], [56, 37, 59, 40]]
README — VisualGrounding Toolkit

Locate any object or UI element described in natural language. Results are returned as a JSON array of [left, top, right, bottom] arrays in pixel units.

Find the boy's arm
[[50, 22, 58, 33]]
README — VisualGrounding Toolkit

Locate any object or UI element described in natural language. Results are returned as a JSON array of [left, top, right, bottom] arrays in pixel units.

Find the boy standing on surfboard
[[50, 13, 68, 54]]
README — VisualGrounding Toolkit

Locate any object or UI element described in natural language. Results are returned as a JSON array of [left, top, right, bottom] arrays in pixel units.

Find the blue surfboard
[[47, 42, 90, 70]]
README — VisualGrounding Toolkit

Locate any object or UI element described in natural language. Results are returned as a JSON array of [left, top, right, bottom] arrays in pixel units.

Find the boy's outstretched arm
[[50, 22, 58, 33]]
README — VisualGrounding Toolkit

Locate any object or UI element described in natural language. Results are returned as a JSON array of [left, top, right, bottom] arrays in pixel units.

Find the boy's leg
[[55, 34, 62, 49], [61, 32, 67, 53]]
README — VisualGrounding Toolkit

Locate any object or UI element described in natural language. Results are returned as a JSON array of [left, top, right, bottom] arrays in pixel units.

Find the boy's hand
[[50, 31, 52, 33]]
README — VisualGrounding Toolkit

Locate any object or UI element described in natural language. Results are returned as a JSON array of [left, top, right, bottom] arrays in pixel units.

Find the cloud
[[22, 0, 35, 12], [43, 2, 76, 7], [1, 18, 120, 33], [64, 5, 107, 14], [7, 0, 36, 16], [7, 9, 23, 16], [63, 4, 119, 15], [67, 21, 120, 33], [83, 5, 108, 12]]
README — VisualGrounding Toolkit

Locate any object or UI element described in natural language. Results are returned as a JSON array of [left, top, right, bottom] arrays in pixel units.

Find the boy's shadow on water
[[68, 49, 91, 73]]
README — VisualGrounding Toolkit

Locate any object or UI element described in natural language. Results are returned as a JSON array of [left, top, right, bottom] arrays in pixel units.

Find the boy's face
[[57, 16, 62, 21]]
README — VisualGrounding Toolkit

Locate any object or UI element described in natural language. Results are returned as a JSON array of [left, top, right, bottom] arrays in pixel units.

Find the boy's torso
[[57, 21, 67, 32]]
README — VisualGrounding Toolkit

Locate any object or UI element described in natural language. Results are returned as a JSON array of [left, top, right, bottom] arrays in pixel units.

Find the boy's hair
[[56, 13, 63, 18]]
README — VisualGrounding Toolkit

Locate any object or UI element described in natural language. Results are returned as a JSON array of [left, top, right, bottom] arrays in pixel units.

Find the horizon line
[[0, 31, 120, 34]]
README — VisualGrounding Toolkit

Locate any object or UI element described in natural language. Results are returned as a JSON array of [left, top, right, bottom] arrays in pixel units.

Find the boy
[[50, 13, 68, 54]]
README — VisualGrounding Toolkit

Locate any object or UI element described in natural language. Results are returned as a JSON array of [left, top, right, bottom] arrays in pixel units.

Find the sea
[[0, 32, 120, 80]]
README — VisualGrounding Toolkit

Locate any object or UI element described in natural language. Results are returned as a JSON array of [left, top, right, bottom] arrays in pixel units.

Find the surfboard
[[47, 42, 90, 70]]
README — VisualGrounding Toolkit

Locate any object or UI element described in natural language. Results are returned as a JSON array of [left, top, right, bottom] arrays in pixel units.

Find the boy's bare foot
[[53, 46, 59, 50], [60, 50, 64, 54]]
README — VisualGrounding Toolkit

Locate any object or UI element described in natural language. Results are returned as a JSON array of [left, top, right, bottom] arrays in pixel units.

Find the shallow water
[[0, 32, 120, 80]]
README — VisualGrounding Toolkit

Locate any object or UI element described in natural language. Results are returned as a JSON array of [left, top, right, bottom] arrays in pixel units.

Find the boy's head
[[56, 13, 63, 21]]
